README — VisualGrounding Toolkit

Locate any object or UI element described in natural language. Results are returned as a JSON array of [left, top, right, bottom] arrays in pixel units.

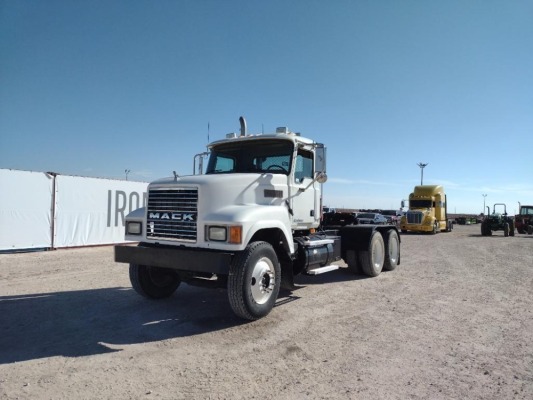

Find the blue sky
[[1, 0, 532, 214]]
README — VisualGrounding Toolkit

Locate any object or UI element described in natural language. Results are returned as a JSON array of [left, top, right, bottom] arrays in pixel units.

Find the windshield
[[410, 200, 433, 208], [521, 206, 533, 215], [358, 213, 376, 219], [206, 139, 293, 175]]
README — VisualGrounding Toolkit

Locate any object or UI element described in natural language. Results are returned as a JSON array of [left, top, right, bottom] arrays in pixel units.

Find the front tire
[[129, 264, 181, 299], [383, 230, 400, 271], [228, 241, 281, 320], [359, 231, 385, 277]]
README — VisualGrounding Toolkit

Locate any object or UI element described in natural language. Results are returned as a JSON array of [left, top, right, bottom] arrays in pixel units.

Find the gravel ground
[[1, 224, 532, 400]]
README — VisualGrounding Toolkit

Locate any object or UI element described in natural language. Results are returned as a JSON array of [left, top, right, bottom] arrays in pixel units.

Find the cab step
[[307, 264, 339, 275]]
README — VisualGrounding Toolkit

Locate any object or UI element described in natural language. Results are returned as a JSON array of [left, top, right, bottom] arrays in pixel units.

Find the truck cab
[[400, 185, 453, 234], [115, 117, 401, 320], [515, 203, 533, 234]]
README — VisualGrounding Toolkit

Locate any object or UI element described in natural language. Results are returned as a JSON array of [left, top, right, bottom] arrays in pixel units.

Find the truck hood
[[149, 173, 289, 209]]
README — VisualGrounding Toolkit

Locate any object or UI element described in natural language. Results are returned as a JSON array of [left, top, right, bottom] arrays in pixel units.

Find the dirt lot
[[1, 224, 532, 399]]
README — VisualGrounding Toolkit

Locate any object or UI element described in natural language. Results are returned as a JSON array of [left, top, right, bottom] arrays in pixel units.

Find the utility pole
[[417, 162, 428, 185], [125, 169, 131, 180], [482, 194, 487, 214]]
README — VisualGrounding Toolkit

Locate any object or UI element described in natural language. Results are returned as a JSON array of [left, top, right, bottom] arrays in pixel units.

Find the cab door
[[290, 147, 320, 228]]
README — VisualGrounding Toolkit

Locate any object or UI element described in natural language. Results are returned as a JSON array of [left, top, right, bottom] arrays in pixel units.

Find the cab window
[[294, 149, 313, 183]]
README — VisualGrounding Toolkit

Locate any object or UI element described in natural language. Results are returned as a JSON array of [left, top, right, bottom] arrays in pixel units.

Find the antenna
[[207, 122, 210, 145]]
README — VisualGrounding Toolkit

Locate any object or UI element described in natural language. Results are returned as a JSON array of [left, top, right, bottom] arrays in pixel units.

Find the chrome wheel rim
[[372, 239, 385, 269], [388, 236, 399, 264], [250, 257, 275, 304]]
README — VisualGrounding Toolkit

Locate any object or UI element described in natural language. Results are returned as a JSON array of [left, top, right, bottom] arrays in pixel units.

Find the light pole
[[482, 194, 487, 214], [125, 169, 131, 180], [417, 162, 428, 185]]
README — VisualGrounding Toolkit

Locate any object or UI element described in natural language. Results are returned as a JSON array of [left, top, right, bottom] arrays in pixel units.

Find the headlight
[[126, 221, 142, 235], [206, 225, 242, 243], [208, 226, 227, 241]]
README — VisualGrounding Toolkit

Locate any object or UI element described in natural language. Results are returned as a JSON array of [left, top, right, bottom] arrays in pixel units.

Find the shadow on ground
[[0, 266, 371, 364], [0, 285, 245, 364]]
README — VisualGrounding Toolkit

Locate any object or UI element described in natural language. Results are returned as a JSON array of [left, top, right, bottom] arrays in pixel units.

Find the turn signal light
[[229, 226, 242, 244]]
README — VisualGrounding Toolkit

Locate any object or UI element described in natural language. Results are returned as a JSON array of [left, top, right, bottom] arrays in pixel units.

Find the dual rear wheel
[[346, 229, 400, 277]]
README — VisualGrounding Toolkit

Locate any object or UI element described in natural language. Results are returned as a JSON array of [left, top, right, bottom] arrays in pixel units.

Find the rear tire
[[446, 220, 453, 232], [129, 264, 181, 299], [228, 241, 281, 320], [504, 222, 509, 237], [481, 221, 489, 236], [383, 230, 400, 271], [345, 250, 362, 274], [359, 231, 385, 277]]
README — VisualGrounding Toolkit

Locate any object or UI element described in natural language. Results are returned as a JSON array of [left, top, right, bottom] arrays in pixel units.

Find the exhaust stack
[[239, 116, 247, 136]]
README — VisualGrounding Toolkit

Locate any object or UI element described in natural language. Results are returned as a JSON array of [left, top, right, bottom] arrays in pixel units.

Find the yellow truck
[[400, 185, 453, 234]]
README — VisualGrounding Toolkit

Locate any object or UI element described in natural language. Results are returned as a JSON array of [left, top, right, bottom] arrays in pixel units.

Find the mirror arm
[[299, 172, 327, 192]]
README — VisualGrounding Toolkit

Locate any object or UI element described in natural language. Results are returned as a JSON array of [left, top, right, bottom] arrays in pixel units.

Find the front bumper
[[114, 244, 233, 275], [400, 224, 433, 232]]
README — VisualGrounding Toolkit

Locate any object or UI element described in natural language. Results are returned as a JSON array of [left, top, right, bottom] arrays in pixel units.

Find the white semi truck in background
[[115, 117, 401, 320]]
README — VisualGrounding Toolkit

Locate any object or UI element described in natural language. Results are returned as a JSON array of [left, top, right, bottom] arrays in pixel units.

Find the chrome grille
[[146, 187, 198, 242], [406, 211, 423, 224]]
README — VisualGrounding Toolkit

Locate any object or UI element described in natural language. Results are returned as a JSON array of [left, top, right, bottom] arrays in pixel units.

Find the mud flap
[[280, 261, 295, 290]]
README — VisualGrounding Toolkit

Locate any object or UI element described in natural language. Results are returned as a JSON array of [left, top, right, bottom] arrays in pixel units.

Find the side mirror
[[315, 144, 326, 173], [401, 200, 405, 208], [300, 171, 328, 192], [316, 171, 327, 184]]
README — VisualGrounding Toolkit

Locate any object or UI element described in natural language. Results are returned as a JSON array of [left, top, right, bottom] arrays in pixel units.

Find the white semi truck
[[114, 117, 401, 320]]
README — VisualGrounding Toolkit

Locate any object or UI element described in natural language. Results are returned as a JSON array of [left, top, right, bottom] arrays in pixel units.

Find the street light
[[125, 169, 131, 180], [417, 162, 428, 185], [482, 194, 487, 214]]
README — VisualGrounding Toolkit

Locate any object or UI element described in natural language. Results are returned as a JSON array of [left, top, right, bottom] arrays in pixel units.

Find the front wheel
[[228, 241, 281, 320], [129, 264, 181, 299], [504, 222, 509, 237]]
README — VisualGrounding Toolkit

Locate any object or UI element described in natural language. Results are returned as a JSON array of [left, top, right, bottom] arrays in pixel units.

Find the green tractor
[[481, 203, 515, 237]]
